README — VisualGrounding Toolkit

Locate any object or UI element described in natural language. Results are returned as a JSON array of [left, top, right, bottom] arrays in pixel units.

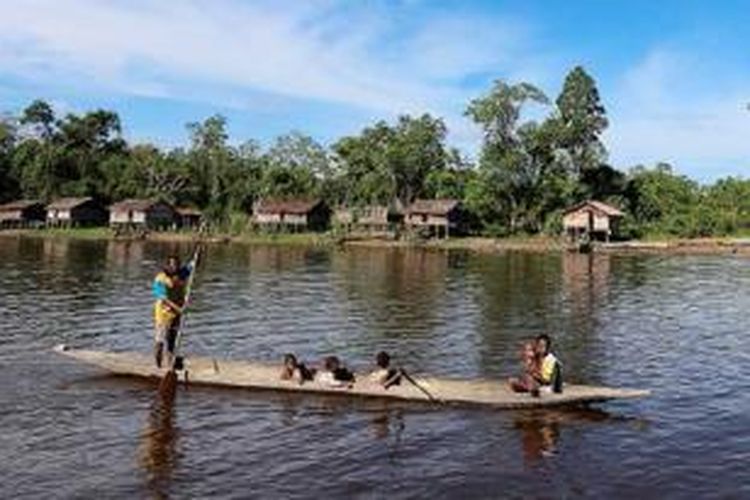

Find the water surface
[[1, 236, 748, 498]]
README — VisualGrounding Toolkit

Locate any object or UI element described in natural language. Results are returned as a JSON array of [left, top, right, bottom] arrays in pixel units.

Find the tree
[[333, 114, 449, 207], [20, 99, 56, 139], [185, 115, 235, 219], [555, 66, 608, 178], [624, 163, 703, 236], [55, 109, 126, 197], [260, 132, 328, 200], [703, 177, 750, 234], [13, 100, 60, 198], [110, 144, 189, 202], [0, 116, 19, 202], [465, 80, 563, 233], [267, 132, 330, 179], [332, 122, 394, 206]]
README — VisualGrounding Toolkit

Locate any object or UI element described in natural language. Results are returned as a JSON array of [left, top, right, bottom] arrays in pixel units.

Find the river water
[[0, 236, 748, 499]]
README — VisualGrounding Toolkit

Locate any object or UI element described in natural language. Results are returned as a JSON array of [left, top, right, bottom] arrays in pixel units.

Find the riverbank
[[3, 227, 750, 255]]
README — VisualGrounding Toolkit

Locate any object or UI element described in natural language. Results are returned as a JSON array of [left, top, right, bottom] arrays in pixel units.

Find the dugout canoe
[[54, 346, 650, 409]]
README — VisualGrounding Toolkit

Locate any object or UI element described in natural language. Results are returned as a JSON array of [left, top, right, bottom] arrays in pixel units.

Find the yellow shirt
[[540, 353, 558, 384], [153, 271, 178, 326]]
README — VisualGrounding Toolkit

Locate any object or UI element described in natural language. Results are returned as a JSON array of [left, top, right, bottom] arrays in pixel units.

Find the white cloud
[[0, 0, 527, 116], [607, 48, 750, 179], [2, 1, 747, 179]]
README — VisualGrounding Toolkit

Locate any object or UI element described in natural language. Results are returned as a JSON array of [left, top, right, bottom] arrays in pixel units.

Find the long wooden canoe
[[55, 346, 650, 409]]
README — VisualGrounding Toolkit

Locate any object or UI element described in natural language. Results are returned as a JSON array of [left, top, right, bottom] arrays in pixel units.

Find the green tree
[[625, 163, 703, 236], [55, 109, 126, 197], [333, 114, 449, 207], [555, 66, 609, 177], [186, 114, 235, 220], [703, 177, 750, 233], [14, 100, 61, 198], [466, 80, 567, 233], [0, 116, 19, 202], [260, 132, 327, 199], [20, 99, 56, 139]]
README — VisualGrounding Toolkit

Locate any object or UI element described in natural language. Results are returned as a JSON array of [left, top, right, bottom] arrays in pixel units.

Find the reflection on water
[[514, 407, 613, 465], [2, 236, 750, 498], [138, 386, 179, 500], [516, 415, 560, 463]]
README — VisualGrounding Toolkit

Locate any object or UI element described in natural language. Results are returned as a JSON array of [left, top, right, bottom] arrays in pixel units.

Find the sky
[[0, 0, 748, 181]]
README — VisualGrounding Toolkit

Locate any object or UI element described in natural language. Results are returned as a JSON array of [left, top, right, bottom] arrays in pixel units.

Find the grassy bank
[[0, 227, 336, 247], [3, 227, 750, 255]]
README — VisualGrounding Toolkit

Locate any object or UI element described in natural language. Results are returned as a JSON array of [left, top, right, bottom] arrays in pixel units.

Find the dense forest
[[1, 66, 749, 238]]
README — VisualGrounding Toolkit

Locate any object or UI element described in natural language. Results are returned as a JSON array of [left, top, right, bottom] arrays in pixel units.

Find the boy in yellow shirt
[[152, 255, 193, 368]]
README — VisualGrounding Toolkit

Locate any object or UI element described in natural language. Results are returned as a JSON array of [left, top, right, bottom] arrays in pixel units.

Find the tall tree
[[14, 100, 60, 198], [267, 132, 330, 179], [20, 99, 56, 139], [555, 66, 609, 177], [261, 132, 327, 199], [186, 114, 234, 219], [333, 114, 449, 207], [55, 109, 126, 197], [466, 80, 562, 233]]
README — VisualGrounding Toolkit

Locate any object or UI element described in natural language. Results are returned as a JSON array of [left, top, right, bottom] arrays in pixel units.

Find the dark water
[[1, 237, 748, 499]]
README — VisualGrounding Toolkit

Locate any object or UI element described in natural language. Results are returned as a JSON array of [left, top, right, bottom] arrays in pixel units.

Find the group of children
[[280, 350, 401, 389], [508, 334, 563, 396], [280, 334, 562, 396]]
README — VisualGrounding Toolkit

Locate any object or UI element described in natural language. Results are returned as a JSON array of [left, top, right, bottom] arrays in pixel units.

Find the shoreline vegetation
[[2, 66, 750, 244], [3, 227, 750, 256]]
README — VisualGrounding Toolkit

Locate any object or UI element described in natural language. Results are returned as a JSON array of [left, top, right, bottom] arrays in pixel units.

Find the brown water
[[1, 237, 748, 499]]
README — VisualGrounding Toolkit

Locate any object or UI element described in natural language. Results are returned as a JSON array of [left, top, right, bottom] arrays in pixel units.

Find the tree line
[[1, 66, 749, 238]]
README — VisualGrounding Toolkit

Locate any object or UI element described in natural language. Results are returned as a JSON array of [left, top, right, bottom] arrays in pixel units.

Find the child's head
[[375, 351, 391, 369], [324, 356, 340, 372], [522, 342, 536, 359], [164, 255, 181, 276], [535, 334, 552, 355], [283, 353, 298, 369]]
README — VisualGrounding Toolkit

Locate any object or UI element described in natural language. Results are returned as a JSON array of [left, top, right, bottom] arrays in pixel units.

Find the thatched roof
[[47, 197, 94, 210], [0, 199, 44, 212], [564, 200, 624, 217], [407, 199, 460, 216], [255, 199, 323, 215], [110, 199, 170, 212], [175, 207, 202, 217]]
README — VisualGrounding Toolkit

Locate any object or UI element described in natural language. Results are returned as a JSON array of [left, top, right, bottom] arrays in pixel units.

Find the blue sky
[[1, 0, 748, 181]]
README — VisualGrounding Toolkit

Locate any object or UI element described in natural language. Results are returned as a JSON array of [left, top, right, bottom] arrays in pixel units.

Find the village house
[[109, 199, 176, 231], [253, 199, 330, 232], [333, 205, 403, 234], [562, 200, 625, 242], [175, 207, 203, 230], [0, 200, 47, 229], [46, 197, 108, 227], [405, 199, 464, 238], [332, 207, 354, 229]]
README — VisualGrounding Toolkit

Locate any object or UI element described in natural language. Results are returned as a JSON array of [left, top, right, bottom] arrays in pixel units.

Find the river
[[0, 236, 748, 498]]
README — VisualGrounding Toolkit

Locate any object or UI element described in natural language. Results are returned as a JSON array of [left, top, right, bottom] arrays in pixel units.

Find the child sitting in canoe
[[280, 353, 316, 385], [508, 341, 542, 396], [316, 355, 356, 388], [369, 351, 401, 388], [509, 334, 563, 396]]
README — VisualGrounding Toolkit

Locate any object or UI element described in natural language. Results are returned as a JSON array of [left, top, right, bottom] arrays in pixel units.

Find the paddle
[[398, 368, 443, 404], [159, 244, 202, 392]]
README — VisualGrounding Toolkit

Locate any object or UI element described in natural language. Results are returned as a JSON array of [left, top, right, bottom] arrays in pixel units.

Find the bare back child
[[316, 356, 355, 388], [369, 351, 401, 389], [509, 341, 542, 396], [280, 353, 316, 385]]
